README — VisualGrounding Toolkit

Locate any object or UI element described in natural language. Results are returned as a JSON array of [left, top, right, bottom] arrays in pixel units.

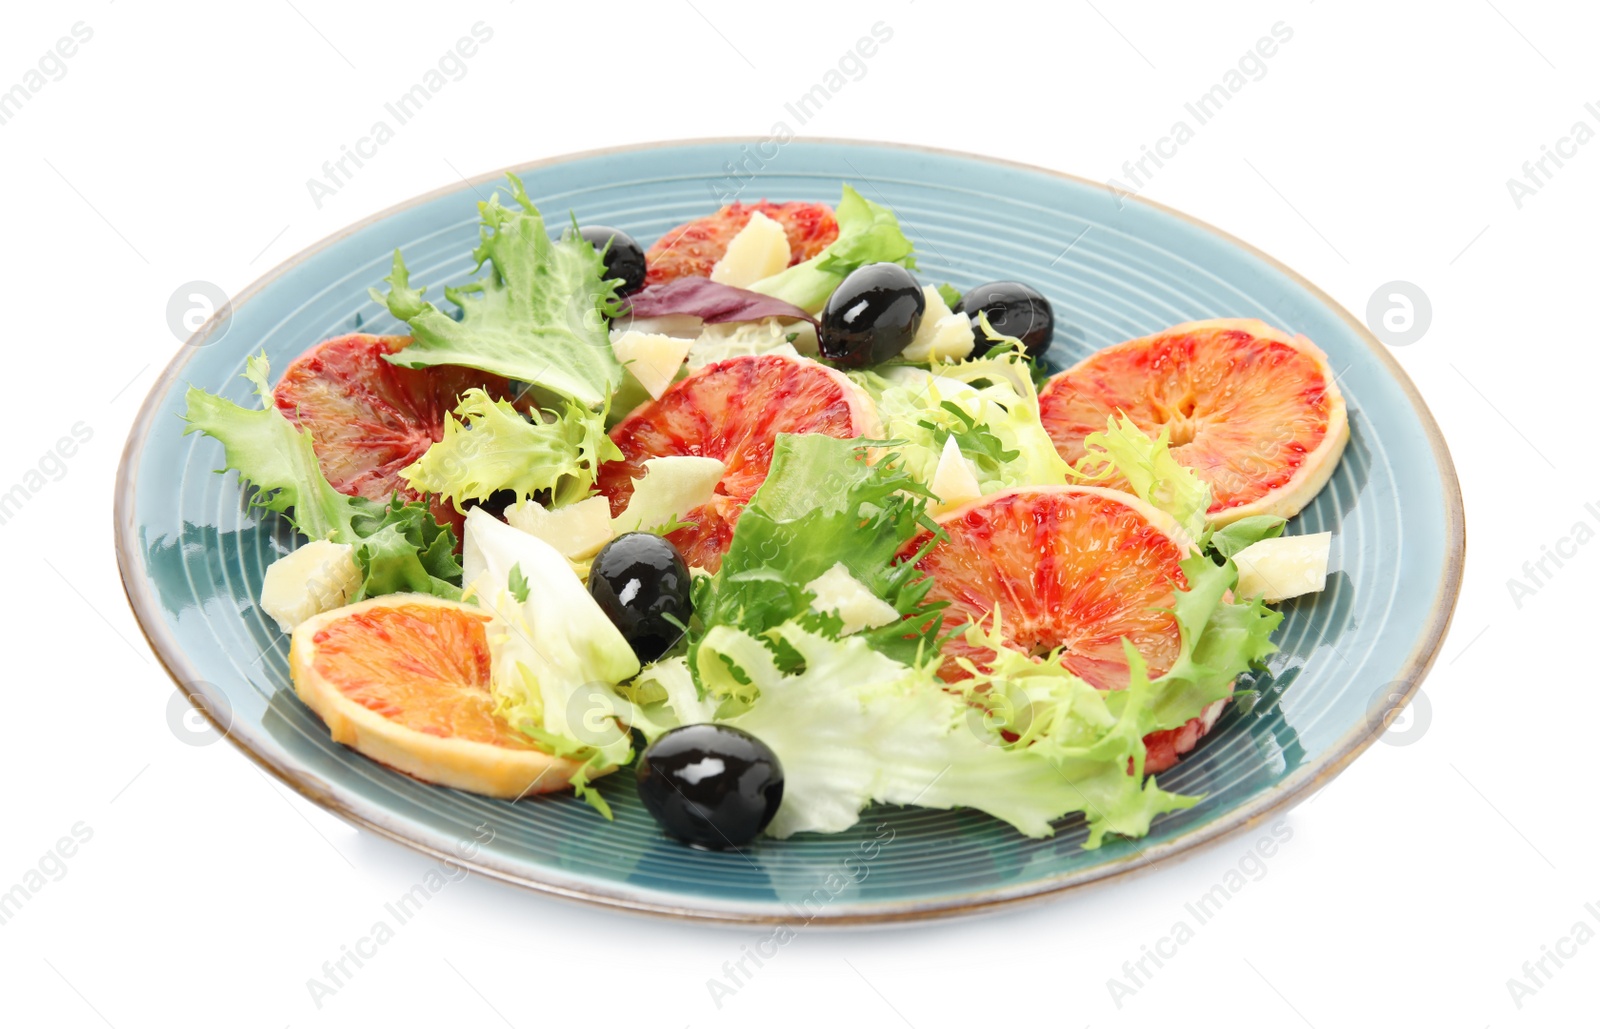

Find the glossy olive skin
[[818, 263, 925, 368], [637, 724, 784, 849], [587, 532, 691, 663], [461, 489, 521, 519], [960, 280, 1054, 357], [577, 225, 647, 295]]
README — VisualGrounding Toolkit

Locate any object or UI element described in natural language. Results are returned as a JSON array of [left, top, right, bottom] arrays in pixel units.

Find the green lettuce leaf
[[674, 538, 1280, 845], [747, 185, 916, 313], [1075, 415, 1212, 542], [183, 354, 460, 600], [401, 388, 619, 511], [348, 500, 462, 600], [183, 354, 361, 542], [462, 509, 643, 816], [935, 282, 964, 310], [687, 434, 946, 680], [854, 348, 1071, 491], [1208, 515, 1288, 560], [374, 173, 624, 409], [695, 620, 1195, 843], [1146, 553, 1282, 730]]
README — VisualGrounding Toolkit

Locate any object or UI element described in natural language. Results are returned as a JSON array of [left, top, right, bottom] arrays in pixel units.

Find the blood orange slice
[[908, 485, 1218, 773], [290, 594, 588, 797], [644, 201, 839, 286], [272, 333, 514, 533], [597, 353, 879, 571], [1038, 319, 1349, 524]]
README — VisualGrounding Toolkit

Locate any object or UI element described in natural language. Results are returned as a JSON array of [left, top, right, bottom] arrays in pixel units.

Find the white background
[[1, 0, 1592, 1025]]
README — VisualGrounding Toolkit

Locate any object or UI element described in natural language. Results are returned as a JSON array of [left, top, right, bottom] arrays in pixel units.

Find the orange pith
[[309, 602, 536, 751], [597, 354, 873, 571], [1039, 323, 1337, 515]]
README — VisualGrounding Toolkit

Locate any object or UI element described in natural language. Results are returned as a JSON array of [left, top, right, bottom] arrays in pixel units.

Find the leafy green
[[688, 434, 946, 680], [857, 348, 1071, 492], [686, 545, 1281, 845], [183, 354, 460, 600], [374, 173, 624, 409], [935, 282, 964, 310], [748, 185, 916, 313], [184, 354, 361, 542], [401, 388, 619, 511], [1145, 554, 1282, 731], [695, 619, 1193, 843], [1208, 515, 1288, 560], [917, 401, 1020, 478], [1075, 415, 1212, 542], [507, 563, 531, 604], [462, 509, 643, 816], [349, 500, 462, 600]]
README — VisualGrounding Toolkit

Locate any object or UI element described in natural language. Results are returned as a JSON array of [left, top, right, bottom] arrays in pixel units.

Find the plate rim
[[114, 136, 1466, 926]]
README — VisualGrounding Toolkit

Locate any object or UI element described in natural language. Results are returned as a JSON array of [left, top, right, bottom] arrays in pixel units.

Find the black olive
[[575, 225, 647, 295], [818, 263, 925, 368], [587, 532, 691, 663], [636, 724, 784, 848], [461, 489, 520, 519], [962, 280, 1055, 357]]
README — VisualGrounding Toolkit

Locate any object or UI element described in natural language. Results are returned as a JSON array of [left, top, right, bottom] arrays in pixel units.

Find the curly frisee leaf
[[374, 173, 624, 409], [182, 353, 461, 600], [401, 388, 620, 512]]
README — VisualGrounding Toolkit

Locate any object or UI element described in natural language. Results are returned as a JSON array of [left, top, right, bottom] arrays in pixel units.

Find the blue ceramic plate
[[116, 140, 1463, 924]]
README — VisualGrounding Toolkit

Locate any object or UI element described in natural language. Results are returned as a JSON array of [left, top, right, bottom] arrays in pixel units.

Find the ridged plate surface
[[116, 140, 1463, 924]]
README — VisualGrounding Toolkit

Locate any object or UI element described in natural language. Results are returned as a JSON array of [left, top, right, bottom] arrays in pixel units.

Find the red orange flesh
[[273, 333, 515, 534], [1039, 319, 1345, 522], [909, 485, 1216, 773], [597, 354, 877, 571], [644, 201, 838, 286]]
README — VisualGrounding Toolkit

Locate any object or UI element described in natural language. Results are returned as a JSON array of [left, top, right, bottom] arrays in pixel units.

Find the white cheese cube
[[611, 330, 695, 400], [930, 435, 983, 511], [261, 540, 361, 633], [710, 211, 790, 288], [1234, 533, 1333, 603], [505, 495, 614, 561], [612, 456, 726, 538], [806, 562, 901, 635], [901, 286, 975, 363]]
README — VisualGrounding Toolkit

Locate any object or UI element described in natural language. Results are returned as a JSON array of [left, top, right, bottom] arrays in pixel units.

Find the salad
[[184, 176, 1348, 850]]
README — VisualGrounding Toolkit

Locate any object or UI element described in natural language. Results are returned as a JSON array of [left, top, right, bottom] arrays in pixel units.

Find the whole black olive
[[818, 263, 925, 368], [574, 225, 647, 295], [636, 724, 784, 848], [587, 532, 691, 663], [961, 280, 1054, 357]]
